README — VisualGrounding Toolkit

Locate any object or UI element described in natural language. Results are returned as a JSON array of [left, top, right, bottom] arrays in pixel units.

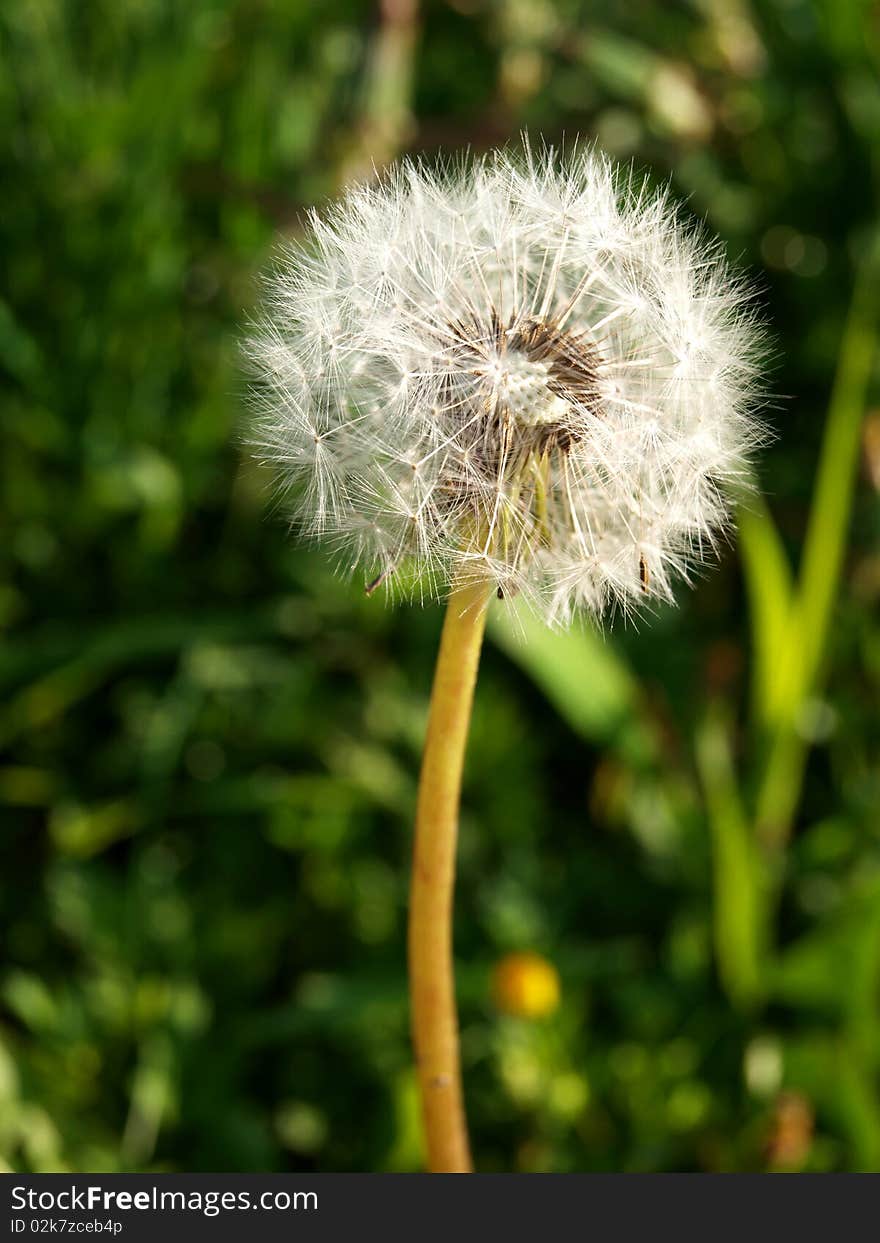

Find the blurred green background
[[2, 0, 879, 1173]]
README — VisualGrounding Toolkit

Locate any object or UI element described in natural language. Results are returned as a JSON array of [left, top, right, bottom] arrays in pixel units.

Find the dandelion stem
[[409, 572, 489, 1173]]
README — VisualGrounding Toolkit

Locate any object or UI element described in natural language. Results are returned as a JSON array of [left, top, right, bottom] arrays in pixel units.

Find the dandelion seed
[[246, 141, 766, 626]]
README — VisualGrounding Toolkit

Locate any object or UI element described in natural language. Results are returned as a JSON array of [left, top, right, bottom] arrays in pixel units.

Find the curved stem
[[409, 574, 489, 1173]]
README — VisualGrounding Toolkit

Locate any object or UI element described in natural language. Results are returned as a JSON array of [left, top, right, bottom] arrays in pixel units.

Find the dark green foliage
[[1, 0, 879, 1172]]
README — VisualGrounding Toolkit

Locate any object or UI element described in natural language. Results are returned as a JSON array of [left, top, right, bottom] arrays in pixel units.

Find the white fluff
[[247, 142, 767, 625]]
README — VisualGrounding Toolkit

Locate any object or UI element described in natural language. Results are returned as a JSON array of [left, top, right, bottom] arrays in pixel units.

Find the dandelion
[[492, 951, 561, 1019], [246, 141, 766, 1172]]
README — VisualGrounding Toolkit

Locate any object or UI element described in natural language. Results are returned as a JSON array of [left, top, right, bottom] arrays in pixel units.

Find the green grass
[[1, 0, 879, 1173]]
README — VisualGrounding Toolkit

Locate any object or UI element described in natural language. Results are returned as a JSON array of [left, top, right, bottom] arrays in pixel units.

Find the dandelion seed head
[[246, 141, 768, 625]]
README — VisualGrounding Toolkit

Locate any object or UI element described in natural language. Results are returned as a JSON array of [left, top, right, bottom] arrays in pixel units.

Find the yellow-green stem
[[409, 573, 489, 1173]]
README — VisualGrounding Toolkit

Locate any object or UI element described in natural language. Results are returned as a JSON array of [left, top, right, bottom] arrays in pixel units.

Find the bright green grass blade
[[695, 707, 765, 1010], [737, 493, 796, 730], [489, 602, 657, 765], [755, 234, 880, 848], [796, 232, 880, 695]]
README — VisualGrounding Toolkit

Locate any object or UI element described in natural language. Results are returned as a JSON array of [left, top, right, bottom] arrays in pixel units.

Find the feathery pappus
[[246, 141, 767, 625]]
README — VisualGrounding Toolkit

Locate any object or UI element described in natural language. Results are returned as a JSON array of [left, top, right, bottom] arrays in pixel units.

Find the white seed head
[[246, 141, 767, 625]]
